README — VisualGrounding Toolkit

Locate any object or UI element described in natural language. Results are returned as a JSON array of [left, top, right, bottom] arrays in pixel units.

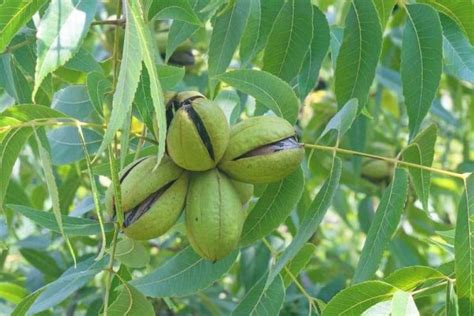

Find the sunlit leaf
[[108, 283, 155, 316]]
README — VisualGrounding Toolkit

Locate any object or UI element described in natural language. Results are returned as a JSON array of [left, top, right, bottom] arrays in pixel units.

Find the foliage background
[[0, 0, 473, 315]]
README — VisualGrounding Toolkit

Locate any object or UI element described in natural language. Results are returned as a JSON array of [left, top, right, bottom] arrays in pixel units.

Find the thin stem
[[103, 223, 120, 316], [112, 1, 124, 89], [304, 143, 468, 180], [92, 19, 125, 26], [0, 37, 35, 55]]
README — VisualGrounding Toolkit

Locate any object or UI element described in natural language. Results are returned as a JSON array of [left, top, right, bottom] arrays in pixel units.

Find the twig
[[91, 19, 125, 26], [0, 37, 35, 55], [103, 223, 120, 316]]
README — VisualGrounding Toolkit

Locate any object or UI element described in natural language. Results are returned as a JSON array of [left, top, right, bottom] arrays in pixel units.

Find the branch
[[91, 19, 125, 27]]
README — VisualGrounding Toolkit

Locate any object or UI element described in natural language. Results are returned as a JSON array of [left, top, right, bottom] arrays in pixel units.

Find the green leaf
[[114, 238, 150, 269], [319, 98, 358, 141], [20, 248, 62, 278], [11, 289, 44, 316], [323, 281, 398, 316], [329, 26, 343, 70], [0, 282, 27, 304], [353, 168, 409, 283], [455, 174, 474, 315], [402, 124, 437, 210], [63, 47, 102, 74], [268, 158, 342, 283], [157, 64, 186, 90], [262, 0, 313, 83], [373, 0, 397, 30], [208, 0, 251, 87], [94, 0, 143, 160], [215, 69, 299, 123], [131, 247, 238, 297], [280, 243, 316, 287], [231, 274, 285, 316], [108, 284, 155, 316], [87, 71, 112, 116], [129, 1, 167, 168], [9, 204, 114, 236], [29, 256, 108, 314], [446, 281, 459, 316], [419, 0, 474, 44], [334, 0, 383, 109], [33, 0, 97, 99], [239, 0, 285, 66], [298, 5, 330, 100], [149, 0, 202, 25], [165, 0, 209, 61], [440, 14, 474, 83], [240, 167, 304, 246], [390, 291, 419, 316], [401, 4, 442, 138], [0, 0, 49, 52], [384, 266, 446, 291]]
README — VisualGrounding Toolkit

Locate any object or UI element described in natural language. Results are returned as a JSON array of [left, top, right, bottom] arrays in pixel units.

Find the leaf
[[239, 0, 285, 66], [28, 256, 108, 314], [329, 26, 343, 70], [114, 238, 150, 268], [419, 0, 474, 44], [440, 14, 474, 83], [165, 0, 210, 61], [131, 247, 238, 297], [384, 266, 446, 291], [0, 282, 27, 304], [240, 167, 304, 246], [63, 47, 102, 74], [208, 0, 251, 87], [323, 281, 398, 316], [298, 5, 330, 100], [87, 71, 112, 116], [33, 0, 97, 98], [11, 289, 44, 316], [240, 242, 271, 291], [268, 158, 342, 283], [280, 243, 316, 287], [334, 0, 383, 109], [108, 284, 155, 316], [353, 168, 409, 283], [0, 0, 49, 52], [94, 0, 143, 160], [128, 1, 167, 168], [231, 274, 285, 316], [215, 70, 299, 123], [401, 4, 442, 138], [20, 248, 62, 277], [446, 281, 459, 316], [262, 0, 313, 83], [319, 98, 358, 141], [156, 64, 186, 90], [455, 174, 474, 315], [9, 204, 114, 236], [402, 124, 437, 210], [149, 0, 202, 25], [373, 0, 397, 30], [390, 291, 419, 316]]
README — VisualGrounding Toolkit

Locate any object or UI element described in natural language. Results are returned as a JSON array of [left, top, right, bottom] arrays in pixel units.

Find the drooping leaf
[[114, 238, 150, 268], [149, 0, 202, 25], [268, 158, 342, 283], [108, 284, 155, 316], [384, 266, 446, 291], [129, 1, 167, 167], [334, 0, 382, 109], [215, 69, 299, 123], [373, 0, 397, 30], [262, 0, 313, 83], [131, 247, 238, 297], [208, 0, 251, 89], [353, 168, 409, 283], [455, 174, 474, 315], [402, 124, 437, 210], [319, 98, 358, 141], [231, 274, 285, 316], [28, 256, 108, 314], [440, 14, 474, 83], [239, 0, 285, 66], [11, 289, 44, 316], [0, 0, 49, 52], [86, 71, 112, 116], [9, 204, 114, 236], [280, 243, 316, 287], [20, 248, 62, 277], [401, 4, 442, 138], [419, 0, 474, 44], [94, 0, 143, 160], [298, 4, 330, 101], [323, 281, 398, 316], [33, 0, 97, 98], [240, 167, 304, 246]]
